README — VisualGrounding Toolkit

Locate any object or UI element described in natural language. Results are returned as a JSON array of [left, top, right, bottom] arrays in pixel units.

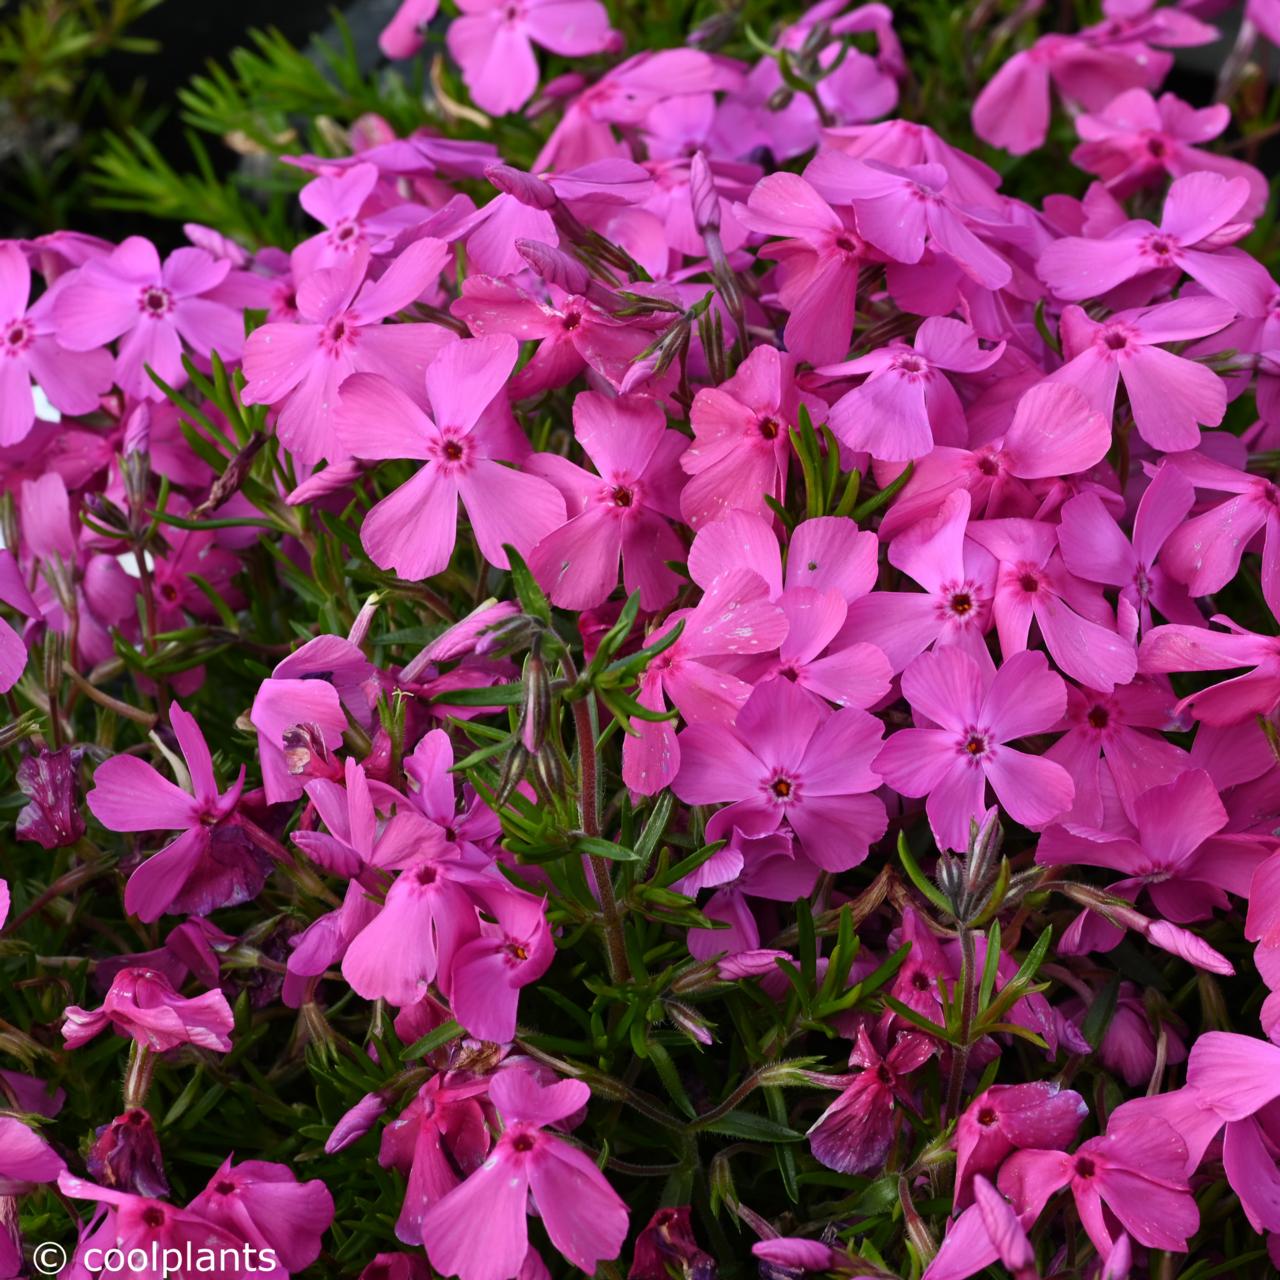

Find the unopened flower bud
[[665, 999, 714, 1046], [325, 1092, 388, 1153], [486, 163, 557, 210], [519, 648, 551, 753], [689, 152, 720, 234], [193, 432, 266, 518], [516, 239, 592, 295]]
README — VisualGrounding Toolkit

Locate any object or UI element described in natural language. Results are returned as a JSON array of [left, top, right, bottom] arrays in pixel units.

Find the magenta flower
[[839, 489, 995, 674], [737, 173, 869, 364], [1039, 769, 1272, 940], [954, 1083, 1087, 1209], [1058, 462, 1199, 634], [1039, 171, 1272, 311], [1049, 297, 1234, 451], [53, 236, 244, 401], [420, 1071, 628, 1280], [673, 676, 887, 873], [804, 153, 1012, 290], [62, 966, 234, 1053], [86, 704, 266, 922], [380, 1075, 491, 1243], [622, 568, 787, 796], [336, 335, 565, 579], [241, 237, 453, 463], [1140, 616, 1280, 726], [528, 392, 685, 610], [16, 746, 86, 849], [821, 317, 1004, 461], [447, 889, 553, 1043], [998, 1114, 1198, 1256], [60, 1173, 251, 1279], [379, 0, 439, 58], [1071, 89, 1269, 219], [807, 1027, 933, 1174], [1162, 451, 1280, 616], [188, 1157, 335, 1277], [1042, 678, 1188, 828], [875, 647, 1074, 852], [0, 243, 113, 445], [680, 344, 822, 528], [966, 517, 1138, 691], [446, 0, 615, 116], [629, 1206, 715, 1280]]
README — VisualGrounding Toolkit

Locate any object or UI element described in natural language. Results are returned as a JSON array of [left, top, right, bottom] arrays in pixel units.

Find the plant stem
[[561, 653, 631, 984], [945, 923, 978, 1122]]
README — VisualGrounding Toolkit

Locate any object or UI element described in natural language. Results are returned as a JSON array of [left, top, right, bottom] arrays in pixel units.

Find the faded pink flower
[[62, 966, 234, 1053]]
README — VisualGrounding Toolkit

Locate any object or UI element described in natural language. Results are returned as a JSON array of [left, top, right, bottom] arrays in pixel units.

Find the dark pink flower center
[[323, 315, 357, 351], [4, 321, 31, 352], [948, 590, 973, 616], [1147, 235, 1175, 258], [214, 1179, 237, 1196], [769, 775, 795, 800], [611, 485, 635, 508], [140, 285, 174, 318], [1145, 136, 1168, 159], [757, 416, 781, 440], [961, 731, 989, 760], [333, 220, 360, 244], [895, 354, 928, 376], [1102, 327, 1130, 352], [415, 864, 439, 886], [1075, 1155, 1097, 1178], [142, 1206, 166, 1228], [1087, 704, 1110, 730], [1018, 570, 1042, 593], [510, 1131, 537, 1152], [977, 1106, 998, 1127]]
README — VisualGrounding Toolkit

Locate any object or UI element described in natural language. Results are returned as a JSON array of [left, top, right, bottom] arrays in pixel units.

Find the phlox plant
[[8, 1, 1280, 1279]]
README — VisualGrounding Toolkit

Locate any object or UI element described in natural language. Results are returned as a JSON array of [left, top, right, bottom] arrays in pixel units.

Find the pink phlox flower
[[293, 755, 431, 879], [0, 1115, 64, 1191], [1140, 614, 1280, 726], [1040, 768, 1275, 951], [379, 0, 440, 58], [923, 1175, 1040, 1280], [805, 1025, 934, 1174], [59, 1173, 251, 1280], [760, 587, 892, 710], [1039, 171, 1272, 312], [86, 703, 266, 922], [1161, 450, 1280, 616], [446, 887, 554, 1042], [62, 966, 234, 1053], [673, 674, 887, 873], [527, 391, 685, 610], [420, 1071, 628, 1280], [1059, 463, 1201, 637], [970, 2, 1214, 158], [445, 0, 616, 117], [452, 276, 626, 394], [1071, 90, 1270, 220], [838, 489, 995, 674], [335, 334, 566, 580], [1135, 1031, 1280, 1234], [622, 567, 787, 796], [819, 317, 1005, 461], [0, 547, 37, 693], [687, 509, 879, 605], [1048, 296, 1234, 452], [874, 646, 1074, 852], [1061, 981, 1186, 1088], [997, 1113, 1198, 1256], [954, 1083, 1087, 1209], [240, 238, 454, 464], [0, 242, 113, 445], [680, 344, 824, 527], [402, 729, 504, 863], [380, 1074, 493, 1243], [294, 162, 441, 277], [53, 236, 244, 401], [188, 1158, 335, 1278], [822, 120, 1005, 212], [1043, 677, 1189, 828], [713, 4, 900, 163], [737, 173, 873, 365], [802, 153, 1013, 291], [251, 634, 376, 804], [966, 516, 1139, 691]]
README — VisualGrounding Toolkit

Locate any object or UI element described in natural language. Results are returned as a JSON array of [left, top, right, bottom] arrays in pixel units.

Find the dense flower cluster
[[4, 0, 1280, 1277]]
